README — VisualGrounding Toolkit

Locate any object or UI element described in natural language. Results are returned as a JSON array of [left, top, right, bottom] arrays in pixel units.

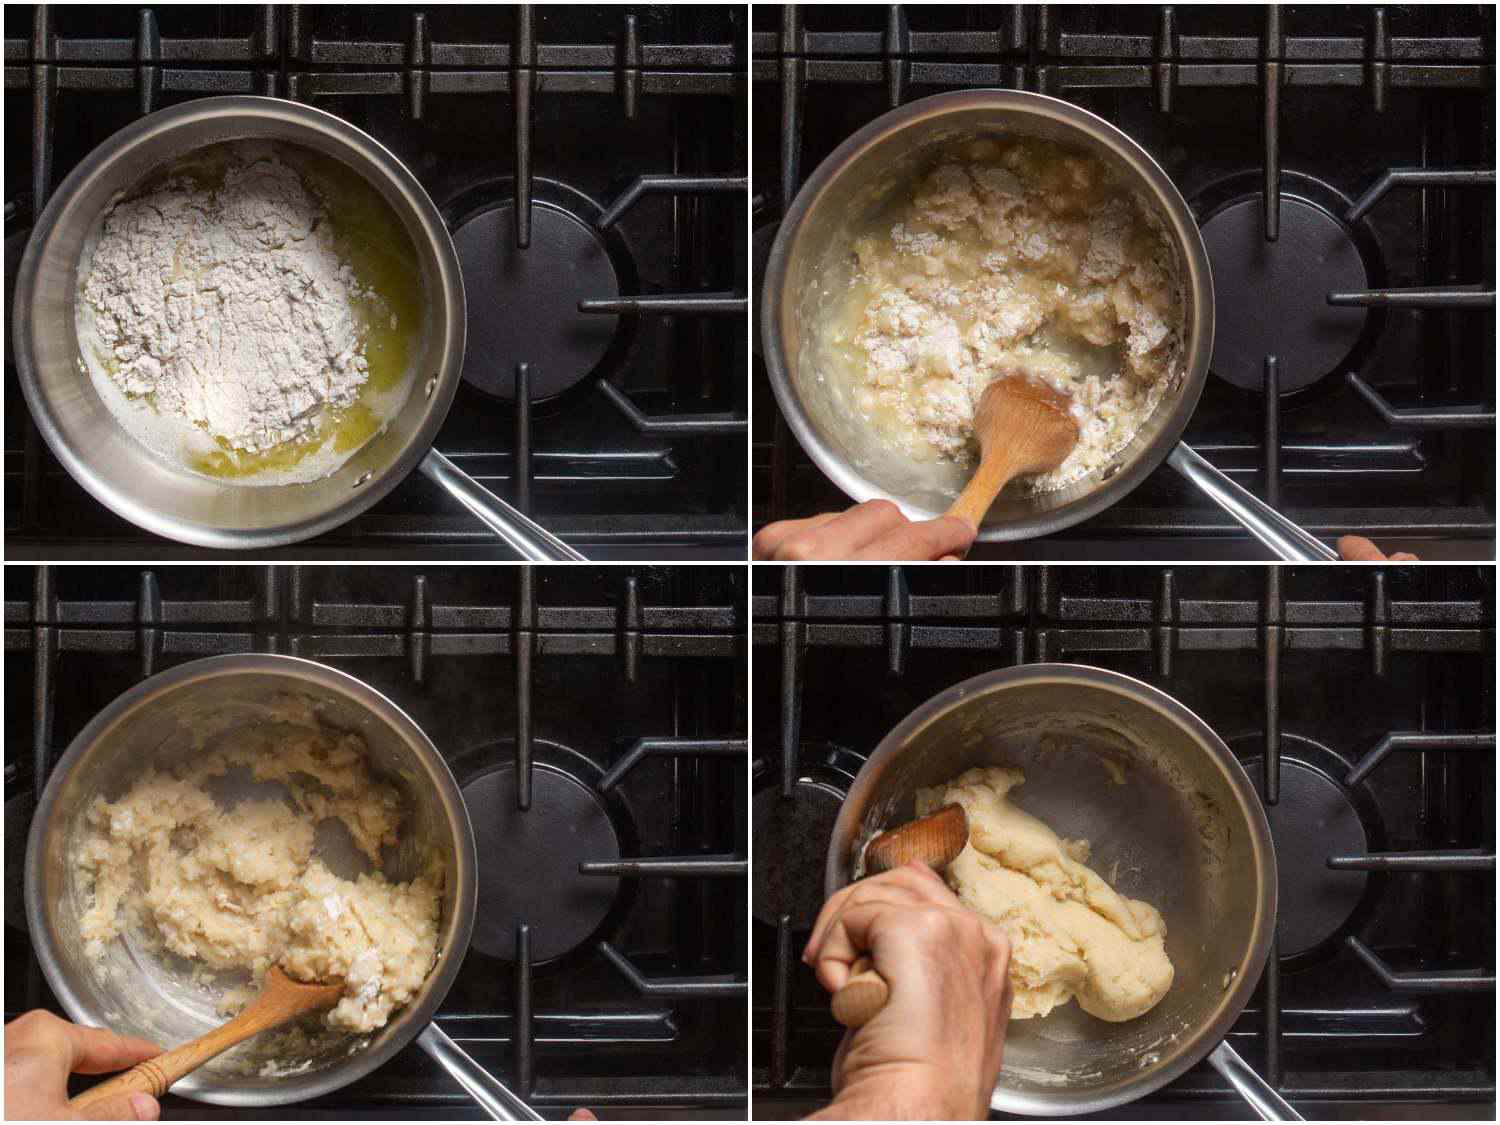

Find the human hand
[[1337, 535, 1418, 562], [4, 1011, 162, 1121], [802, 862, 1012, 1121], [753, 501, 976, 561]]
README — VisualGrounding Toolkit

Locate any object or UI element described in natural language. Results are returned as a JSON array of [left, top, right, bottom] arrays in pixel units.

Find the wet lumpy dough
[[77, 722, 441, 1034], [827, 137, 1184, 491], [916, 767, 1173, 1022]]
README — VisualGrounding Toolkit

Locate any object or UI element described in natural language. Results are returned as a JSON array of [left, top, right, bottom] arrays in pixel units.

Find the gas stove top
[[5, 5, 748, 561], [752, 5, 1495, 560], [4, 565, 748, 1119], [751, 564, 1495, 1119]]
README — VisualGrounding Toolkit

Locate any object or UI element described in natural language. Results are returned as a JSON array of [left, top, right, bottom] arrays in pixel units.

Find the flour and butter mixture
[[916, 767, 1174, 1023], [77, 716, 441, 1035], [77, 142, 421, 485], [828, 138, 1184, 491]]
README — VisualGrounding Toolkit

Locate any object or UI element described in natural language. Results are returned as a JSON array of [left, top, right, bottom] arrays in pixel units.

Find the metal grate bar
[[598, 381, 746, 437], [1345, 372, 1496, 429], [1329, 283, 1494, 308], [1329, 848, 1494, 871], [597, 737, 746, 792], [580, 855, 745, 878], [1263, 356, 1281, 508], [1263, 566, 1283, 804], [1345, 731, 1494, 786], [597, 941, 744, 997], [515, 922, 533, 1098], [598, 174, 747, 230], [1261, 6, 1282, 241], [579, 292, 745, 316], [514, 566, 536, 811], [514, 364, 533, 513], [1347, 166, 1496, 222], [1346, 936, 1495, 993]]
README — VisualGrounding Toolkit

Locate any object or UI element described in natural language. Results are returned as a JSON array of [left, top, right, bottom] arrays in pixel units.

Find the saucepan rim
[[822, 662, 1276, 1116]]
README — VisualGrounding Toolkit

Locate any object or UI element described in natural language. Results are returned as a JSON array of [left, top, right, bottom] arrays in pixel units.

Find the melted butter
[[170, 143, 423, 482], [191, 402, 383, 478]]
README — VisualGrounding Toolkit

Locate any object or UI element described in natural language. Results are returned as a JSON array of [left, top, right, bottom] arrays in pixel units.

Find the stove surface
[[752, 4, 1495, 560], [5, 5, 748, 560], [751, 564, 1494, 1119], [5, 565, 748, 1119]]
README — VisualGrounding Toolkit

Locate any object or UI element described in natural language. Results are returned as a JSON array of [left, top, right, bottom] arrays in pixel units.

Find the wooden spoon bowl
[[947, 374, 1081, 529]]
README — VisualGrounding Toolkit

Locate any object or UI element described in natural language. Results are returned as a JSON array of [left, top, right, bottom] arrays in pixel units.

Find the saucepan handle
[[1207, 1040, 1303, 1121], [416, 1023, 543, 1121], [419, 449, 586, 561], [1167, 444, 1339, 562]]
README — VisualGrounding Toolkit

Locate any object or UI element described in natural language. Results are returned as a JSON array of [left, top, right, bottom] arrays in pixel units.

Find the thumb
[[567, 1111, 598, 1122], [74, 1091, 160, 1121]]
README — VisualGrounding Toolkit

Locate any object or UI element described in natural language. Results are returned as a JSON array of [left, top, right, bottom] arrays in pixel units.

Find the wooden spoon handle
[[947, 449, 1024, 528], [832, 957, 890, 1029], [69, 988, 318, 1110]]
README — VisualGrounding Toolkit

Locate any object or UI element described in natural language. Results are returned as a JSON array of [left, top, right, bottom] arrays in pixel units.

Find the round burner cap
[[752, 779, 844, 928], [452, 202, 620, 401], [1201, 195, 1370, 393], [1261, 758, 1370, 957], [462, 764, 622, 962]]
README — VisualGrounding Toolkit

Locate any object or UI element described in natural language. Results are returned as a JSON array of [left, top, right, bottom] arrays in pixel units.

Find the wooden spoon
[[69, 967, 344, 1111], [831, 804, 970, 1029], [946, 374, 1081, 529]]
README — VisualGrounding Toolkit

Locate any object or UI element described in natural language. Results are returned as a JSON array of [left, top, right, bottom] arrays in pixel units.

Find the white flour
[[79, 150, 370, 454]]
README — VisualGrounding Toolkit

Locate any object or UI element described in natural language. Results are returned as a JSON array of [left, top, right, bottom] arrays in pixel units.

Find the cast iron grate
[[5, 5, 748, 560], [750, 564, 1494, 1117], [752, 4, 1495, 559], [4, 564, 748, 1119]]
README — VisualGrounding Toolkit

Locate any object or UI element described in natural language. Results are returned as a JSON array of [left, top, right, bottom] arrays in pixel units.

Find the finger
[[897, 858, 953, 894], [804, 882, 862, 961], [805, 869, 936, 958], [75, 1092, 160, 1121], [1388, 552, 1419, 562], [567, 1110, 598, 1122], [1337, 535, 1387, 561], [54, 1022, 163, 1076], [853, 516, 975, 561], [752, 512, 840, 559], [774, 500, 906, 560], [811, 899, 923, 993], [807, 885, 931, 974]]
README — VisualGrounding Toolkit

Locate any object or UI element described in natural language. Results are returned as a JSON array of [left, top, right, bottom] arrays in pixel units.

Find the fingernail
[[131, 1093, 160, 1121]]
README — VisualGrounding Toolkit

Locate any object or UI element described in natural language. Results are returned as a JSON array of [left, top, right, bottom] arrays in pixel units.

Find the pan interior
[[31, 669, 466, 1100], [839, 677, 1266, 1107]]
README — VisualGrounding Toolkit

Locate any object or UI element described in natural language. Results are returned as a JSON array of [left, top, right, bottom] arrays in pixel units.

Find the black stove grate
[[5, 5, 748, 560], [751, 564, 1494, 1119], [752, 4, 1495, 560], [5, 565, 748, 1119]]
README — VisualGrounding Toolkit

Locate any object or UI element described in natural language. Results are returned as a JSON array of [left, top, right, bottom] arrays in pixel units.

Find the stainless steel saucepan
[[12, 96, 581, 561], [763, 89, 1337, 561], [25, 654, 539, 1119], [825, 664, 1301, 1120]]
